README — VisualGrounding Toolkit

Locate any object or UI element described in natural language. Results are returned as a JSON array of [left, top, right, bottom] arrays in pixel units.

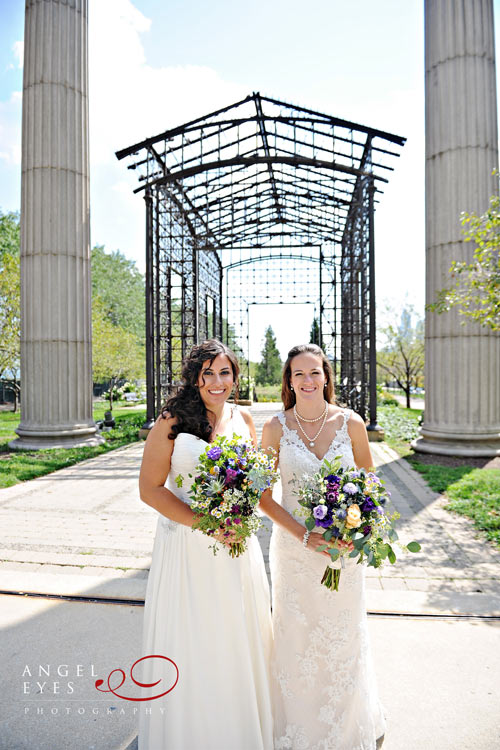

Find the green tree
[[309, 317, 323, 349], [377, 305, 424, 409], [92, 297, 145, 410], [91, 245, 145, 339], [256, 326, 282, 386], [0, 211, 21, 410], [428, 187, 500, 330]]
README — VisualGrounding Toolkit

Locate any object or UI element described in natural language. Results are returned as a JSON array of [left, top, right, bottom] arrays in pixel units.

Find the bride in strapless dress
[[260, 344, 386, 750], [138, 340, 273, 750]]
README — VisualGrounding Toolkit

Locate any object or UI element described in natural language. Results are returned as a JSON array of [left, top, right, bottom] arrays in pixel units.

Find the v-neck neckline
[[281, 409, 347, 461]]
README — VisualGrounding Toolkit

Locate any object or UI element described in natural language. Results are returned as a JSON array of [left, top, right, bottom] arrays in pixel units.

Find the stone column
[[414, 0, 500, 457], [10, 0, 102, 450]]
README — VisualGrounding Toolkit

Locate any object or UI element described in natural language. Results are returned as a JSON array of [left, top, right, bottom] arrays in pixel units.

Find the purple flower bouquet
[[176, 434, 277, 557], [293, 457, 421, 591]]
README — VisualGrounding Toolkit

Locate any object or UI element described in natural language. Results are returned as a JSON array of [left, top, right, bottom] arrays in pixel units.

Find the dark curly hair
[[161, 339, 240, 442], [281, 343, 335, 410]]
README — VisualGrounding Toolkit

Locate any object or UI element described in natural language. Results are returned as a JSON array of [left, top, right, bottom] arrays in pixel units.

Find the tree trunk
[[405, 387, 411, 409], [109, 378, 115, 412]]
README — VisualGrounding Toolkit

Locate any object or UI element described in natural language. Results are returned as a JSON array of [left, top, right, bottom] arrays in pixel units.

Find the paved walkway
[[0, 403, 499, 615]]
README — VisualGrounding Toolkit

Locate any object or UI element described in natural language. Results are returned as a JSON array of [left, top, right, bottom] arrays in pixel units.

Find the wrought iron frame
[[116, 92, 405, 427]]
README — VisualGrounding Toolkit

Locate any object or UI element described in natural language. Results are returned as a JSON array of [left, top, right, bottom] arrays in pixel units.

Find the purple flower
[[207, 446, 223, 460], [363, 525, 372, 535], [343, 482, 359, 495], [313, 505, 328, 520], [231, 504, 241, 514], [376, 506, 385, 515], [326, 474, 340, 484], [326, 491, 339, 504], [336, 508, 347, 519], [349, 471, 361, 479], [224, 468, 239, 485], [233, 518, 241, 525], [362, 498, 375, 512], [316, 511, 333, 528], [225, 518, 232, 525]]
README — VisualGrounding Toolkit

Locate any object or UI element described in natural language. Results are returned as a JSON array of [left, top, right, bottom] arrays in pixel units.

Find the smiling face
[[196, 353, 235, 410], [289, 352, 327, 403]]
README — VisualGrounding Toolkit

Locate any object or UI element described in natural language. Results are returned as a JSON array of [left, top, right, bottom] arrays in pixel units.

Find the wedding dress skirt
[[139, 407, 274, 750], [270, 410, 386, 750]]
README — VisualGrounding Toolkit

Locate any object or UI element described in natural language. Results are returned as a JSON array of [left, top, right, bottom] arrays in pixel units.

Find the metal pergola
[[116, 92, 405, 428]]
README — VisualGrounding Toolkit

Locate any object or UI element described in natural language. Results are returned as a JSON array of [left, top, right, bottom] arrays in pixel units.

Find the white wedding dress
[[270, 410, 386, 750], [139, 406, 274, 750]]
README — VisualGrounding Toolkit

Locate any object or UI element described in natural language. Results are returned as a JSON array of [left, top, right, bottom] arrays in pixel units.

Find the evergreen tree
[[309, 317, 323, 348], [256, 326, 282, 385]]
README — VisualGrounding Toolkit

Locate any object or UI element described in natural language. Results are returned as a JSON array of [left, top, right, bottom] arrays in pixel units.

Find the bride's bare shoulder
[[263, 412, 285, 434]]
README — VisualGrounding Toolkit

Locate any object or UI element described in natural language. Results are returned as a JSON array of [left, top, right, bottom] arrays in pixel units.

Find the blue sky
[[1, 0, 499, 358]]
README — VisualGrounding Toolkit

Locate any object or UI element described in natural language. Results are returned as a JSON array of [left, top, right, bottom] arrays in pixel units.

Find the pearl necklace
[[293, 403, 329, 447], [294, 401, 328, 423]]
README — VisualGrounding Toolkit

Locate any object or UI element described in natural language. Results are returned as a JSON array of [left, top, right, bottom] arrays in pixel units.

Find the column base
[[9, 425, 105, 451], [412, 435, 500, 458], [367, 423, 385, 442]]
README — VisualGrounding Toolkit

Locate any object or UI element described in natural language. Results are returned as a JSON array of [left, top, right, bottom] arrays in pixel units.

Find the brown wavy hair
[[281, 344, 335, 410], [161, 339, 240, 442]]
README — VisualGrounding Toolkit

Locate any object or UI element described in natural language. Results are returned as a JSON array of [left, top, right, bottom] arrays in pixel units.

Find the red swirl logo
[[95, 655, 179, 702]]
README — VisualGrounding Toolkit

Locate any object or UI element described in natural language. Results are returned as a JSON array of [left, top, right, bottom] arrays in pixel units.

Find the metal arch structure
[[116, 92, 405, 428]]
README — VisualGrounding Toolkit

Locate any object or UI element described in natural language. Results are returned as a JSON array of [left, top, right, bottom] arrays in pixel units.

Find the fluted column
[[10, 0, 102, 450], [414, 0, 500, 456]]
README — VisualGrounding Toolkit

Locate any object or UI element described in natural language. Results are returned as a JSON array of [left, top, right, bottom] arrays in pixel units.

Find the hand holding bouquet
[[177, 434, 277, 557], [293, 457, 421, 591]]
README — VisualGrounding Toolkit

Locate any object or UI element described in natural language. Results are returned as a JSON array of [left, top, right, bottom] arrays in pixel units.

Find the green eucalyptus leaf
[[305, 517, 316, 532], [407, 541, 421, 553]]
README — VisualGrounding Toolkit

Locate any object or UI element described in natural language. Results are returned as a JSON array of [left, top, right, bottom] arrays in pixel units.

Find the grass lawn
[[0, 403, 146, 489], [255, 384, 281, 402], [377, 403, 500, 550]]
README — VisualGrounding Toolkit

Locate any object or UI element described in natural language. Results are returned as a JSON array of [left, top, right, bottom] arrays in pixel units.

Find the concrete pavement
[[1, 402, 500, 749], [1, 595, 498, 750], [1, 403, 499, 614]]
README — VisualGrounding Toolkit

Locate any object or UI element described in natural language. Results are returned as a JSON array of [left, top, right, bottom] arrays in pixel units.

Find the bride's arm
[[238, 406, 258, 447], [347, 412, 376, 471], [258, 417, 333, 559], [139, 415, 201, 528]]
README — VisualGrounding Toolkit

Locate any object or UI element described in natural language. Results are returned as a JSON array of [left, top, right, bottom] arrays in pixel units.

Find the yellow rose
[[345, 504, 361, 529]]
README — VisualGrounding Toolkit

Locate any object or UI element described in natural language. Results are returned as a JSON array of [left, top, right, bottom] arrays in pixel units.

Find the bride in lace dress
[[138, 340, 273, 750], [260, 344, 385, 750]]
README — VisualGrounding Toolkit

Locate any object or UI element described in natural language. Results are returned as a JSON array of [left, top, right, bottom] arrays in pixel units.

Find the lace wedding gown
[[139, 406, 274, 750], [270, 410, 386, 750]]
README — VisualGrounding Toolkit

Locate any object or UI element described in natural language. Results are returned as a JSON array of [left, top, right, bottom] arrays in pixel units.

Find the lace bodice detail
[[276, 409, 355, 517]]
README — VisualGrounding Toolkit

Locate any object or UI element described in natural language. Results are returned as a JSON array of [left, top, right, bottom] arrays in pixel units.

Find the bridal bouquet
[[293, 458, 421, 591], [177, 434, 277, 557]]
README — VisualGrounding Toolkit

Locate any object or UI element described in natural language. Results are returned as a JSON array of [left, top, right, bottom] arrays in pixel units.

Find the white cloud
[[0, 91, 22, 166], [88, 0, 245, 269], [12, 41, 24, 68]]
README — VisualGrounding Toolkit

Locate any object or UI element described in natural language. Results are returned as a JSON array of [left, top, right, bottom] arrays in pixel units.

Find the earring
[[324, 383, 327, 388], [290, 385, 294, 391]]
